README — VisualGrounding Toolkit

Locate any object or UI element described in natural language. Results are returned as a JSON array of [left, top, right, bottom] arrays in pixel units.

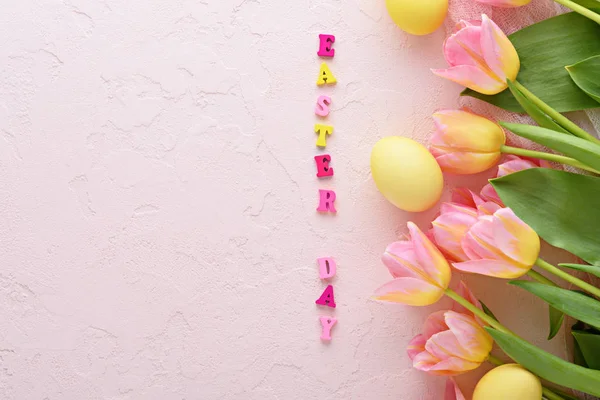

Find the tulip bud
[[430, 110, 505, 174]]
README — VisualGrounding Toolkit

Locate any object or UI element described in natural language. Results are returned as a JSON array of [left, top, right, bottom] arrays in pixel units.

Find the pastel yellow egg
[[371, 137, 443, 212], [385, 0, 448, 36], [473, 364, 542, 400]]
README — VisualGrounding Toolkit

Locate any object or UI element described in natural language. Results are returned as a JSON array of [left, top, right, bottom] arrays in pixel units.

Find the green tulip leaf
[[560, 263, 600, 279], [463, 13, 600, 112], [491, 169, 600, 266], [566, 55, 600, 104], [487, 328, 600, 396], [506, 80, 569, 134], [572, 0, 600, 9], [480, 300, 499, 321], [573, 330, 600, 370], [510, 281, 600, 330], [500, 122, 600, 171], [549, 305, 565, 340]]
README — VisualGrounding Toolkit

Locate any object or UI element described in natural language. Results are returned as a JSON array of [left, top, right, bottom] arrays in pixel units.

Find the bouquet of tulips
[[374, 6, 600, 400]]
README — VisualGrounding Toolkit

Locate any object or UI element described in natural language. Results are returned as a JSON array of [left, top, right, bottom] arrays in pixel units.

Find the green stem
[[501, 145, 600, 174], [543, 387, 568, 400], [487, 354, 568, 400], [514, 80, 600, 144], [445, 288, 514, 334], [537, 258, 600, 298], [553, 0, 600, 25], [527, 270, 559, 286], [487, 353, 504, 366]]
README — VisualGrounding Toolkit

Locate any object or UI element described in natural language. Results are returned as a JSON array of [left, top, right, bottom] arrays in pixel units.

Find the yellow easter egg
[[385, 0, 448, 36], [371, 137, 443, 212], [473, 364, 542, 400]]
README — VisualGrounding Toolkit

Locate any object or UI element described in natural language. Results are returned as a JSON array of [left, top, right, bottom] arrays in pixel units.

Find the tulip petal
[[493, 208, 540, 266], [445, 378, 466, 400], [432, 65, 506, 95], [461, 217, 501, 260], [476, 200, 502, 216], [373, 278, 445, 306], [382, 241, 421, 279], [433, 151, 501, 174], [497, 158, 538, 177], [444, 24, 484, 68], [481, 15, 520, 83], [414, 352, 480, 375], [453, 258, 529, 278], [407, 222, 451, 288], [440, 202, 478, 217], [451, 187, 481, 208], [480, 183, 503, 206], [432, 211, 478, 262], [423, 310, 449, 339], [432, 110, 506, 153], [444, 311, 493, 361], [407, 334, 427, 361]]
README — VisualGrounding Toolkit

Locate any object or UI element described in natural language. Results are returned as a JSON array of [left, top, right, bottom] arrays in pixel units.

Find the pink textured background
[[0, 0, 582, 398]]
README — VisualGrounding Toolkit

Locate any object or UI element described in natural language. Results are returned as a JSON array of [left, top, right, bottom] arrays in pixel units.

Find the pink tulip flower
[[407, 310, 493, 376], [374, 222, 451, 306], [432, 15, 520, 95], [430, 110, 505, 175], [454, 208, 540, 279], [432, 203, 479, 262], [480, 155, 550, 206], [474, 0, 532, 7], [445, 378, 466, 400]]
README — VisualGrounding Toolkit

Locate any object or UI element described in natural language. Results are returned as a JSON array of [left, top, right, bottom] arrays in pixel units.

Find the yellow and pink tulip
[[432, 15, 520, 95], [454, 208, 540, 279], [374, 222, 451, 306], [407, 310, 493, 376], [430, 110, 505, 175]]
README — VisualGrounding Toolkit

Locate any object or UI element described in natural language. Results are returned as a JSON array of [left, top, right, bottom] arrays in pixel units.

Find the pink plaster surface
[[0, 0, 577, 399]]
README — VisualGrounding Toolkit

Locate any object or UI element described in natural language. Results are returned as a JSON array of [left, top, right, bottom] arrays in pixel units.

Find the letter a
[[316, 62, 337, 86], [315, 285, 336, 308]]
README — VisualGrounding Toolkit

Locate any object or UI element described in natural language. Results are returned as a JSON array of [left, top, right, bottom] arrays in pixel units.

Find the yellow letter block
[[316, 62, 337, 86], [315, 124, 334, 148]]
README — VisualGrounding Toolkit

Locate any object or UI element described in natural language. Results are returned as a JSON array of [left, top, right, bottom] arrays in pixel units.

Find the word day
[[313, 33, 338, 342]]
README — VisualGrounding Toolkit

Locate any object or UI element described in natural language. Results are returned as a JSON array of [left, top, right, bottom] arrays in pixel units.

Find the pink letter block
[[319, 316, 337, 341], [314, 154, 334, 178], [315, 95, 332, 117], [317, 34, 335, 57], [316, 189, 337, 213], [315, 285, 336, 308], [317, 257, 336, 279]]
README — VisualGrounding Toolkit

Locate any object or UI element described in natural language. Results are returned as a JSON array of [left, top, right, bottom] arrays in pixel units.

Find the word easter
[[314, 34, 338, 342]]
